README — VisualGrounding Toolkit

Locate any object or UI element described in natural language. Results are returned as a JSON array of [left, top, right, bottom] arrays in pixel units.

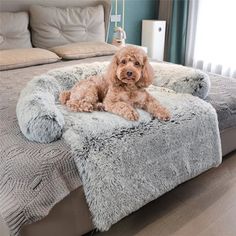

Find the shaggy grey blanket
[[16, 62, 221, 231], [61, 86, 221, 231]]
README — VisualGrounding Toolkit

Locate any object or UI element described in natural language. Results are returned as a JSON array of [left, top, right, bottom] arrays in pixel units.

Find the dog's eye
[[134, 61, 140, 66], [121, 59, 126, 64]]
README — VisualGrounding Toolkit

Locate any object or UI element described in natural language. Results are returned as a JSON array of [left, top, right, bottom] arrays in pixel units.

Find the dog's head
[[106, 46, 154, 88]]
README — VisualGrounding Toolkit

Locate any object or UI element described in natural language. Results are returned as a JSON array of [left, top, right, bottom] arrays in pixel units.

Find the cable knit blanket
[[15, 62, 222, 232]]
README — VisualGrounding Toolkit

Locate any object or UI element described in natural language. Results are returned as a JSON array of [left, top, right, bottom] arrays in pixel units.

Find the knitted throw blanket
[[7, 62, 221, 234]]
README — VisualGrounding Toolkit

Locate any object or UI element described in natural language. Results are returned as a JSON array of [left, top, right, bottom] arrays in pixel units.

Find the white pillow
[[29, 5, 105, 49], [0, 12, 32, 49]]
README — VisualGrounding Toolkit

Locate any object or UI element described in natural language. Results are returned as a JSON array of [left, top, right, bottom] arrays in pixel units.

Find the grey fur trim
[[151, 62, 210, 99], [16, 75, 64, 143], [16, 62, 108, 143]]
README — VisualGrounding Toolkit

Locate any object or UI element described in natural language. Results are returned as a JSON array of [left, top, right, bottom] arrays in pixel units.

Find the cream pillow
[[0, 48, 60, 71], [50, 42, 118, 60]]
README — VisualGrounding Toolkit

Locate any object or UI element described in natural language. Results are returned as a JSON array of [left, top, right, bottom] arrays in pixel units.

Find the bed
[[0, 1, 236, 236]]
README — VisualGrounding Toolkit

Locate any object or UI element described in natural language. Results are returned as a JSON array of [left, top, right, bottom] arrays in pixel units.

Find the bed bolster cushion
[[151, 62, 211, 99], [16, 62, 109, 143], [16, 75, 65, 143]]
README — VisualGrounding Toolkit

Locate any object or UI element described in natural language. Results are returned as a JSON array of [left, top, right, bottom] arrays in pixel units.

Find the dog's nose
[[127, 71, 133, 77]]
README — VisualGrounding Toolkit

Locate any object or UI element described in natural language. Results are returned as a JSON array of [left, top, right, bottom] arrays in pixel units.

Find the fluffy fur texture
[[59, 46, 170, 121], [16, 75, 65, 143], [16, 62, 107, 143], [62, 85, 221, 231], [152, 62, 210, 99], [17, 60, 210, 143]]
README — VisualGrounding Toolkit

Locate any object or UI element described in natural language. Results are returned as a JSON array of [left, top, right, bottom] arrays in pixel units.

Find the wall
[[108, 0, 158, 45]]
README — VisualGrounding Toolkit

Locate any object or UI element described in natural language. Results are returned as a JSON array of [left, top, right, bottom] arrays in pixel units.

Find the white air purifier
[[142, 20, 166, 61]]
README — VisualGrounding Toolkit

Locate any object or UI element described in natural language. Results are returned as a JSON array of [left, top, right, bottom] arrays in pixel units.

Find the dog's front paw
[[66, 100, 80, 112], [94, 102, 105, 111], [78, 100, 94, 112], [123, 109, 139, 121], [66, 100, 93, 112], [153, 108, 171, 121]]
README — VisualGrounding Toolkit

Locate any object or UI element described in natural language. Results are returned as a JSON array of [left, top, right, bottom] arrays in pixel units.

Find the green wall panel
[[108, 0, 158, 45]]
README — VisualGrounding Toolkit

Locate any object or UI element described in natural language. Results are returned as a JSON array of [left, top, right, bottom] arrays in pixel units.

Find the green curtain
[[168, 0, 189, 65]]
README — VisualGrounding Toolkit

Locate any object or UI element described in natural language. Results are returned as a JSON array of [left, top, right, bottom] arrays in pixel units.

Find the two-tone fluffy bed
[[0, 1, 236, 236], [0, 53, 234, 236]]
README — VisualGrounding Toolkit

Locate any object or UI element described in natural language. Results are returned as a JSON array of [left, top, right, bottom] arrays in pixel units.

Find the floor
[[87, 150, 236, 236]]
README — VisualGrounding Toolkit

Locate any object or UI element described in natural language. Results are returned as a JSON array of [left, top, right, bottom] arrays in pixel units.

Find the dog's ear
[[105, 54, 121, 86], [136, 56, 154, 88]]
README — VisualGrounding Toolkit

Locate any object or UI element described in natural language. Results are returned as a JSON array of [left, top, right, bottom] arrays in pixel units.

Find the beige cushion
[[0, 12, 32, 49], [50, 42, 118, 60], [0, 48, 60, 71], [29, 5, 105, 49]]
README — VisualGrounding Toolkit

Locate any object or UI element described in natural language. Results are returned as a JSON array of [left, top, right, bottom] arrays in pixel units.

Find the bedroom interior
[[0, 0, 235, 236]]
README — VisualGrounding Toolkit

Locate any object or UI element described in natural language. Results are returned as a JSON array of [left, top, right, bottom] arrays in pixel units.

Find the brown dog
[[59, 46, 170, 121]]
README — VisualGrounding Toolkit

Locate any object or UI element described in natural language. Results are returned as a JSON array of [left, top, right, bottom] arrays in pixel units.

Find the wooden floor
[[89, 151, 236, 236]]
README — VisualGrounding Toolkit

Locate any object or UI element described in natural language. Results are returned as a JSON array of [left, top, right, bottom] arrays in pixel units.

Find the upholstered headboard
[[0, 0, 111, 41]]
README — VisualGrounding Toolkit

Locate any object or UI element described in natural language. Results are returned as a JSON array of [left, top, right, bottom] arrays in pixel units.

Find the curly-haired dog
[[59, 46, 170, 121], [103, 46, 171, 121]]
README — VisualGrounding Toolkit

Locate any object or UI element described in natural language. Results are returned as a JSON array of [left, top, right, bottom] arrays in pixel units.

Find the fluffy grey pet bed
[[16, 62, 221, 231], [16, 62, 210, 143]]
